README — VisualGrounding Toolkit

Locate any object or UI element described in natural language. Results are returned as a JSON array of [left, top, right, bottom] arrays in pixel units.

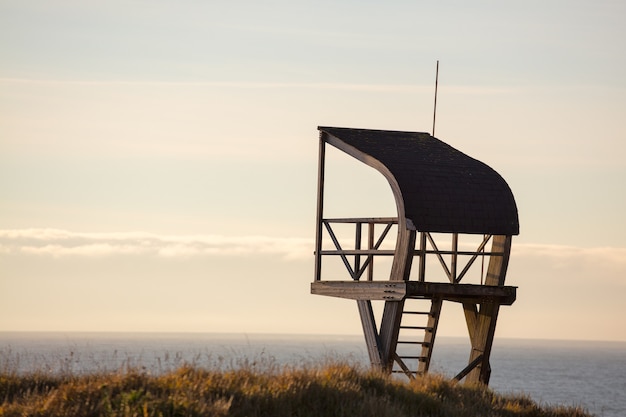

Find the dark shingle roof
[[319, 126, 519, 235]]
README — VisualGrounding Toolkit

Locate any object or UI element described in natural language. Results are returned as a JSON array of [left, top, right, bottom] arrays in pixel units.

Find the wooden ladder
[[392, 298, 443, 379]]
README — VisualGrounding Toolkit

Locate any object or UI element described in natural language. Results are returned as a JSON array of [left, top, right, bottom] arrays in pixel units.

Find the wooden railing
[[314, 217, 397, 281], [315, 218, 504, 284]]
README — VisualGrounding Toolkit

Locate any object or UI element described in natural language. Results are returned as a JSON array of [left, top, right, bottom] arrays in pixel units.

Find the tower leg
[[379, 228, 416, 371], [379, 300, 406, 371], [357, 300, 384, 368], [463, 235, 512, 385], [464, 302, 499, 384]]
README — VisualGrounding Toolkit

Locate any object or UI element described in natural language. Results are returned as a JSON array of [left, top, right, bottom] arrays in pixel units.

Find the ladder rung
[[397, 355, 428, 360], [400, 325, 432, 330], [403, 311, 431, 315]]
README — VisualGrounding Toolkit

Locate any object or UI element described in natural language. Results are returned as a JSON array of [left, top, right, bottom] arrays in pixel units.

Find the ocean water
[[1, 332, 624, 417]]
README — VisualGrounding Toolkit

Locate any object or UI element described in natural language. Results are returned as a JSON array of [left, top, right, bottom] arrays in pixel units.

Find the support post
[[314, 134, 326, 281], [355, 222, 362, 278], [379, 226, 416, 370], [451, 233, 458, 282], [464, 235, 512, 384], [357, 300, 384, 368], [368, 222, 375, 281]]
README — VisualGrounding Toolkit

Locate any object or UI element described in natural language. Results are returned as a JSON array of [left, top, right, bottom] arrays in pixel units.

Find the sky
[[1, 0, 625, 341]]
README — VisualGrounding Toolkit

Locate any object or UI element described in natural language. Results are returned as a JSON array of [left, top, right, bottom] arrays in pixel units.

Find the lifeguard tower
[[312, 126, 519, 385]]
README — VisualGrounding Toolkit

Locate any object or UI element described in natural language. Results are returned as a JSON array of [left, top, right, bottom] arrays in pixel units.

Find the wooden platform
[[311, 281, 516, 305]]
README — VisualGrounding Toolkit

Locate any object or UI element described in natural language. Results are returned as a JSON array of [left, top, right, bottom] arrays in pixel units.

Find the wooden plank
[[319, 249, 396, 256], [323, 217, 398, 224], [420, 249, 505, 256], [311, 281, 516, 305], [406, 282, 516, 305], [320, 249, 504, 255], [311, 281, 406, 301], [320, 249, 502, 256]]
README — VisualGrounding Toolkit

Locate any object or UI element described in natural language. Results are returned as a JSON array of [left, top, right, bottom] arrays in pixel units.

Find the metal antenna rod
[[432, 60, 439, 137]]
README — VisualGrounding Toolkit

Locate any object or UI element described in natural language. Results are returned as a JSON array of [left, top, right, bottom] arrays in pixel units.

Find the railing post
[[418, 231, 426, 282], [451, 233, 458, 283], [314, 134, 326, 282], [368, 222, 375, 281], [355, 222, 362, 280]]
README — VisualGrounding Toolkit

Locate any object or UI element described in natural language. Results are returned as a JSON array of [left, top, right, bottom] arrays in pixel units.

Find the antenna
[[432, 60, 439, 137]]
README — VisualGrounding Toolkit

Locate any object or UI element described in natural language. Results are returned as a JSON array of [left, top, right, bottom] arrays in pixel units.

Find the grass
[[0, 363, 594, 417]]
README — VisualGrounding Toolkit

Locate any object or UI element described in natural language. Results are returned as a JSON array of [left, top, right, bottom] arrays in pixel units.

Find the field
[[0, 363, 593, 417]]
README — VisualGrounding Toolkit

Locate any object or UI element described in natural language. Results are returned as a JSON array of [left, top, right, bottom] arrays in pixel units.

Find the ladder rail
[[393, 298, 443, 378]]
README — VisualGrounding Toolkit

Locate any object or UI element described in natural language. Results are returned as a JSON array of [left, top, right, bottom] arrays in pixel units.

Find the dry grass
[[0, 363, 593, 417]]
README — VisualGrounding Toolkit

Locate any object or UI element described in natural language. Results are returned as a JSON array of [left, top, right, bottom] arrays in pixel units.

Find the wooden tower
[[312, 126, 519, 385]]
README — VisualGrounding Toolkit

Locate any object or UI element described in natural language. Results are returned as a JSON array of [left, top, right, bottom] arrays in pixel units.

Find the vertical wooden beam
[[355, 222, 362, 279], [379, 226, 416, 370], [464, 235, 512, 385], [367, 222, 375, 281], [418, 232, 426, 282], [357, 300, 383, 368], [314, 134, 326, 281], [451, 233, 458, 283]]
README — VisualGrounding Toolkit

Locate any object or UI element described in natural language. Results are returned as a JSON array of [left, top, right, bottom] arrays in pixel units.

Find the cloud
[[512, 243, 626, 268], [0, 229, 312, 260], [3, 229, 626, 278], [0, 77, 515, 95], [507, 243, 626, 289]]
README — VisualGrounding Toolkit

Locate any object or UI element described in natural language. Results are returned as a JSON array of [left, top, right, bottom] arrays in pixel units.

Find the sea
[[1, 332, 624, 417]]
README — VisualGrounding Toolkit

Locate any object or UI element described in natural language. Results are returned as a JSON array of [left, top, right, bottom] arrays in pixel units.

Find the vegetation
[[0, 363, 593, 417]]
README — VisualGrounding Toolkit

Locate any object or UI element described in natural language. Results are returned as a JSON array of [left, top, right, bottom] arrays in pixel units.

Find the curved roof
[[319, 126, 519, 235]]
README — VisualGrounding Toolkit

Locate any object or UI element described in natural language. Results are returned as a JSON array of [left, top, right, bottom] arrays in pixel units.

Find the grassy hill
[[0, 364, 592, 417]]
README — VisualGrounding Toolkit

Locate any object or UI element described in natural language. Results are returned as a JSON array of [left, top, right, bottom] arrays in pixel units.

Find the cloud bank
[[2, 229, 625, 273], [0, 229, 312, 260]]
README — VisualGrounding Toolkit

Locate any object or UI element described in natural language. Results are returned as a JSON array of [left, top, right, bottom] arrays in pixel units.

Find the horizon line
[[1, 330, 624, 344]]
